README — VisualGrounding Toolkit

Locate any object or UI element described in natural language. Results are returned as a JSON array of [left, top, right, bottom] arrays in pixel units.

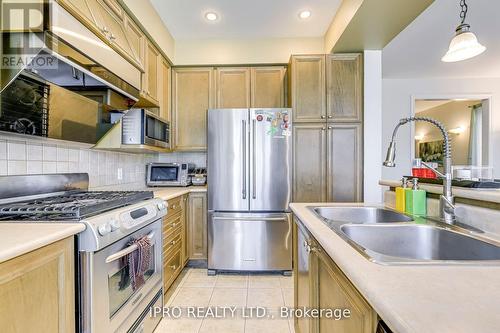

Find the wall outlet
[[117, 168, 123, 180]]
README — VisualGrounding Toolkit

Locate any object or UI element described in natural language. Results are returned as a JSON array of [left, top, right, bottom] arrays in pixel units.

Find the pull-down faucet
[[383, 117, 456, 224]]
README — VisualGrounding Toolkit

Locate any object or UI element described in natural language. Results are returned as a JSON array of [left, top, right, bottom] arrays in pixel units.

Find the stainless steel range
[[0, 174, 167, 333]]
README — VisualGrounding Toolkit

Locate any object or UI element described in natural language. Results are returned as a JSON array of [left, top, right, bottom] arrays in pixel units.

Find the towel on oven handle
[[125, 236, 153, 291]]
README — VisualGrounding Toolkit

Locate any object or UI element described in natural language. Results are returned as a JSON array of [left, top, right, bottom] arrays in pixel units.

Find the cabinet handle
[[171, 222, 177, 227], [172, 204, 177, 209], [170, 240, 176, 245], [321, 115, 325, 119], [328, 126, 333, 130], [109, 33, 116, 41], [101, 26, 109, 34], [169, 264, 177, 270], [328, 115, 333, 118], [321, 127, 325, 131]]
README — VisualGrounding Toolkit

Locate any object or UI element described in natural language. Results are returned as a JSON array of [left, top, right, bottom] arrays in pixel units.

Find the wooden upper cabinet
[[158, 57, 171, 122], [292, 123, 327, 203], [215, 67, 251, 108], [290, 55, 326, 122], [0, 238, 75, 333], [326, 123, 363, 202], [173, 68, 214, 151], [251, 66, 286, 108], [93, 0, 134, 58], [58, 0, 98, 27], [314, 246, 377, 333], [326, 54, 363, 122], [141, 40, 160, 104], [123, 16, 145, 70]]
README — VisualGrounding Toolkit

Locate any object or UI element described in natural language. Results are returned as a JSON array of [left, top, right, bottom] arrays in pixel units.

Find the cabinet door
[[293, 123, 327, 202], [313, 246, 377, 333], [215, 67, 250, 108], [0, 238, 75, 333], [188, 192, 207, 260], [146, 40, 160, 102], [251, 66, 286, 108], [294, 219, 314, 333], [123, 16, 145, 70], [158, 57, 171, 122], [326, 124, 363, 202], [326, 54, 363, 122], [94, 0, 134, 59], [290, 55, 326, 122], [58, 0, 98, 27], [173, 68, 214, 151]]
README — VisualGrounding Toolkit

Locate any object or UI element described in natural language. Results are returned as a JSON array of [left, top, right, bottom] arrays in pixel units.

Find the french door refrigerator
[[208, 108, 292, 274]]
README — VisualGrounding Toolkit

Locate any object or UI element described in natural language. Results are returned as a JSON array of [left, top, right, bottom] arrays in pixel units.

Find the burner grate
[[0, 191, 153, 221]]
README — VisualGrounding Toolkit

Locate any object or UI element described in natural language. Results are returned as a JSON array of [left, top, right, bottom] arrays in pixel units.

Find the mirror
[[413, 98, 491, 175]]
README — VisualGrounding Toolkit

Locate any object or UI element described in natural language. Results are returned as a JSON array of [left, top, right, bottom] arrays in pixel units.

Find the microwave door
[[208, 108, 249, 212]]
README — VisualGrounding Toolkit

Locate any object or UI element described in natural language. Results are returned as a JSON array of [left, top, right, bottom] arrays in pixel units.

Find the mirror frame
[[410, 94, 493, 167]]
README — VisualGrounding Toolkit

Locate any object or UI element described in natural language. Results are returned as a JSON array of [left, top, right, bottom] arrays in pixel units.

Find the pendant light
[[442, 0, 486, 62]]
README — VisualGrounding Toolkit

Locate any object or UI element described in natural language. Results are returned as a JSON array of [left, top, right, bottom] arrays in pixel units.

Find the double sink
[[312, 206, 500, 264]]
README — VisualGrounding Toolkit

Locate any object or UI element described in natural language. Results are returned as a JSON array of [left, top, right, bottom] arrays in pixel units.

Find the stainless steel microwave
[[146, 163, 195, 187], [122, 109, 170, 150]]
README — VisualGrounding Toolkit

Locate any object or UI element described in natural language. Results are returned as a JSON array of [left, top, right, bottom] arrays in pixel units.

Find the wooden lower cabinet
[[0, 237, 75, 333], [187, 192, 207, 260], [162, 192, 207, 293], [294, 218, 378, 333]]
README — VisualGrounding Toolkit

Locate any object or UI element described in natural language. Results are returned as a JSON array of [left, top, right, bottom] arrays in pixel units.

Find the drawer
[[164, 248, 182, 290], [163, 211, 182, 238], [165, 196, 183, 218], [163, 232, 181, 257]]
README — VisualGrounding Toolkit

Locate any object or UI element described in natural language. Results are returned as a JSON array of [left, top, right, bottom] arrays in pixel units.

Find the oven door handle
[[105, 231, 155, 264]]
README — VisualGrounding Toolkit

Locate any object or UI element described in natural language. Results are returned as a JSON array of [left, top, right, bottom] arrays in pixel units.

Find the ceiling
[[383, 0, 500, 78], [150, 0, 342, 39], [415, 100, 451, 113]]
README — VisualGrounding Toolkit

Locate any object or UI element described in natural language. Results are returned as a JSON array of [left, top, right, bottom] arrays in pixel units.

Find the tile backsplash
[[157, 151, 207, 167], [0, 135, 157, 190]]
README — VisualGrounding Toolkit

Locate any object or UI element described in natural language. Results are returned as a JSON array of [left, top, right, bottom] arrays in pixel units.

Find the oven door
[[84, 220, 162, 333]]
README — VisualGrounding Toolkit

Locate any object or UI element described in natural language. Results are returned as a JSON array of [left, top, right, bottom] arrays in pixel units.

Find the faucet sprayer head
[[383, 141, 396, 167]]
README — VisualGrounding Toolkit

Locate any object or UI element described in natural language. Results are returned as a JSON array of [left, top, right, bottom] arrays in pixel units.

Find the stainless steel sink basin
[[341, 224, 500, 263], [314, 207, 413, 224]]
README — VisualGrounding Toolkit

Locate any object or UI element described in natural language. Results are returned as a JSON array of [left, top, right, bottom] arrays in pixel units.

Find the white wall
[[363, 50, 383, 203], [382, 77, 500, 180], [174, 37, 324, 65]]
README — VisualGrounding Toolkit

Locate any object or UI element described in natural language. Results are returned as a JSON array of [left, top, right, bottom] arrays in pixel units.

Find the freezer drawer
[[208, 212, 292, 271]]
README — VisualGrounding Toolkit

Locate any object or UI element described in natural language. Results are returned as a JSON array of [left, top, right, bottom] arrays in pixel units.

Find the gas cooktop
[[0, 190, 154, 221]]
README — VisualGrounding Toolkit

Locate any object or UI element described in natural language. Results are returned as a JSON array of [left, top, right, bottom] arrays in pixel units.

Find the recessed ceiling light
[[299, 10, 311, 19], [205, 12, 218, 21]]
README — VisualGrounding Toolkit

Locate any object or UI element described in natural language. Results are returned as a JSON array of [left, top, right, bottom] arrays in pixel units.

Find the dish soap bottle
[[395, 177, 409, 212], [405, 178, 427, 216]]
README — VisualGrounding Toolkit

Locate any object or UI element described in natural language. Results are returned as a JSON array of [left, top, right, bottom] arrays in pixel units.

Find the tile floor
[[154, 268, 295, 333]]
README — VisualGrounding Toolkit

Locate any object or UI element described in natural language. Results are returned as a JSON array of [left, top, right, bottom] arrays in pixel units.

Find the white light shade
[[442, 30, 486, 62], [205, 12, 218, 21], [299, 10, 311, 19]]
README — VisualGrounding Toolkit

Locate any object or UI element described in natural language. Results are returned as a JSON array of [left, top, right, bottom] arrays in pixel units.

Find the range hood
[[1, 1, 141, 103]]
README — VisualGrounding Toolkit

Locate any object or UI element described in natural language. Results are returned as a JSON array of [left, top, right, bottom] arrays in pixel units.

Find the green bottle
[[405, 178, 427, 216]]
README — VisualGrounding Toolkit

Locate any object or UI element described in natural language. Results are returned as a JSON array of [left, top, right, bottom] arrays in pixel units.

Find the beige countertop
[[0, 223, 85, 263], [380, 179, 500, 204], [290, 202, 500, 333], [148, 186, 207, 201]]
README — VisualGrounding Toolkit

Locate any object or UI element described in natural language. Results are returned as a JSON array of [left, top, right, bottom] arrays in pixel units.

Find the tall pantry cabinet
[[290, 54, 363, 203]]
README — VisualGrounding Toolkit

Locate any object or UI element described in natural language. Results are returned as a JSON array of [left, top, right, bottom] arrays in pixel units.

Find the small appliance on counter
[[146, 162, 195, 187], [190, 167, 207, 186]]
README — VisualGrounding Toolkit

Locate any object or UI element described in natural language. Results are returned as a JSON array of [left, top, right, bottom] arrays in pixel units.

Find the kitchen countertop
[[290, 202, 500, 333], [380, 179, 500, 204], [0, 223, 85, 263], [147, 186, 207, 201]]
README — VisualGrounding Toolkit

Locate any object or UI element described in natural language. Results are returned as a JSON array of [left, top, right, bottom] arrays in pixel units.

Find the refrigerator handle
[[252, 119, 256, 199], [242, 120, 247, 199]]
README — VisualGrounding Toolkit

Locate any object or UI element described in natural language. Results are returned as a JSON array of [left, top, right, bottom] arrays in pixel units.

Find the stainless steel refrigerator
[[207, 108, 292, 274]]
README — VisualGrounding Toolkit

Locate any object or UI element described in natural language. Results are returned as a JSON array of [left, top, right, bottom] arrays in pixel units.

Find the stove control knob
[[98, 223, 112, 236], [157, 202, 166, 210], [109, 219, 120, 231]]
